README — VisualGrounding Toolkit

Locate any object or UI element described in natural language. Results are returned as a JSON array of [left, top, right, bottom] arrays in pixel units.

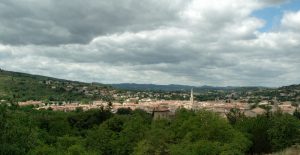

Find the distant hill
[[0, 69, 113, 102], [110, 83, 265, 92], [1, 69, 299, 103], [110, 83, 193, 91]]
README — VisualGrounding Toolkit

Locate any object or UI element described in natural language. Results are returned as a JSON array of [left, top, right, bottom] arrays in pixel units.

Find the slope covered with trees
[[1, 104, 300, 155], [0, 69, 114, 102], [2, 69, 300, 104]]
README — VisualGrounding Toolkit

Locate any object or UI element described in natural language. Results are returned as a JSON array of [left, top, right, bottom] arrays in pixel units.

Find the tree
[[86, 111, 152, 155], [28, 145, 58, 155], [134, 110, 251, 155], [68, 109, 112, 131], [117, 108, 132, 115], [0, 105, 39, 155], [107, 101, 113, 110], [226, 108, 245, 125], [294, 108, 300, 119], [268, 114, 300, 151], [235, 113, 300, 154]]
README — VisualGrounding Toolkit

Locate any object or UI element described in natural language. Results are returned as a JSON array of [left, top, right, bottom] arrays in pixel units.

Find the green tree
[[116, 107, 132, 115], [226, 108, 245, 125], [134, 110, 251, 155], [235, 113, 300, 154], [0, 105, 39, 155], [28, 145, 58, 155], [268, 114, 300, 151]]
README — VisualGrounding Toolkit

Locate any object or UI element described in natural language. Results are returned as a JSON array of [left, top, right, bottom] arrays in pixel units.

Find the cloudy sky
[[0, 0, 300, 87]]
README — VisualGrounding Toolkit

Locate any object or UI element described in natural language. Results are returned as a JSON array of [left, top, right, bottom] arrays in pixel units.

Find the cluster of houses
[[18, 98, 297, 120], [15, 87, 299, 120], [43, 80, 116, 97]]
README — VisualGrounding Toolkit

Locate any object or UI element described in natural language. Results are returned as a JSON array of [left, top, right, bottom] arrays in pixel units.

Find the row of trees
[[1, 104, 300, 155]]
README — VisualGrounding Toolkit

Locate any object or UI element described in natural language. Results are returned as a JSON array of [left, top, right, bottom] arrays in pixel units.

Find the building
[[152, 107, 171, 120], [190, 88, 194, 105], [244, 107, 266, 117]]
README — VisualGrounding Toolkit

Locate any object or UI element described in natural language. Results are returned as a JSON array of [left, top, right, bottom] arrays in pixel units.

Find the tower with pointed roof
[[190, 88, 194, 105]]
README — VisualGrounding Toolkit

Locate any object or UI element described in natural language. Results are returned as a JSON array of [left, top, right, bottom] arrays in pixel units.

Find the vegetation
[[272, 145, 300, 155], [2, 69, 300, 104], [2, 69, 300, 154], [1, 104, 300, 155], [0, 69, 114, 102]]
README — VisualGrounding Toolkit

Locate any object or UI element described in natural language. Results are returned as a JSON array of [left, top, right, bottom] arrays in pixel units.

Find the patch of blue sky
[[252, 0, 300, 32]]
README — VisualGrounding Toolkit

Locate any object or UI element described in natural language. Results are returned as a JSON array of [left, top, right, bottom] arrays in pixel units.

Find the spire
[[190, 88, 194, 105]]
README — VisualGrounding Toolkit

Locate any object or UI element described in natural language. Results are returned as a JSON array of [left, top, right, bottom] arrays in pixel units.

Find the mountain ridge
[[109, 83, 269, 92]]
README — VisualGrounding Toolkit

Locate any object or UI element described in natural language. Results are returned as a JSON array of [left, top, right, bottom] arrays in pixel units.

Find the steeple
[[190, 88, 194, 105]]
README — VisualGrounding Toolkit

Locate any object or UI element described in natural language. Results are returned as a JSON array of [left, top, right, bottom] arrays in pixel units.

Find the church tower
[[190, 88, 194, 105]]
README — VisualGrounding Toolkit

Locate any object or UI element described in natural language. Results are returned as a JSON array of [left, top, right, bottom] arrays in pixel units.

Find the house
[[152, 107, 171, 120], [18, 100, 44, 107], [244, 107, 266, 117], [278, 102, 295, 114], [258, 101, 269, 106], [244, 110, 258, 117]]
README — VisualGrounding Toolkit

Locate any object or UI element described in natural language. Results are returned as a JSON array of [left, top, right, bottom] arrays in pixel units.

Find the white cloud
[[281, 10, 300, 31], [0, 0, 299, 87]]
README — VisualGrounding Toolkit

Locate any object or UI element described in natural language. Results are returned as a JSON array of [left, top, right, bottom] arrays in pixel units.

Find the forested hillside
[[2, 69, 300, 104], [0, 69, 114, 102]]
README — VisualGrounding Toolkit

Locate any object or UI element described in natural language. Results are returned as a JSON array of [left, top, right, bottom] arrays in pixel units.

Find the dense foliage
[[1, 104, 300, 155]]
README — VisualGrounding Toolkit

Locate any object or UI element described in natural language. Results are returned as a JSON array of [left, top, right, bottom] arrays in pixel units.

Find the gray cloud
[[0, 0, 187, 45], [0, 0, 300, 87], [262, 0, 289, 5]]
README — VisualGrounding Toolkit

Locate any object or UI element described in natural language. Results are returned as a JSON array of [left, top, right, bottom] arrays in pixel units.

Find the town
[[18, 88, 298, 119], [1, 70, 299, 120]]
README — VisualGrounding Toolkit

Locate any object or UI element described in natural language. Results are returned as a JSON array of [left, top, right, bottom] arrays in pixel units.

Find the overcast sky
[[0, 0, 300, 87]]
